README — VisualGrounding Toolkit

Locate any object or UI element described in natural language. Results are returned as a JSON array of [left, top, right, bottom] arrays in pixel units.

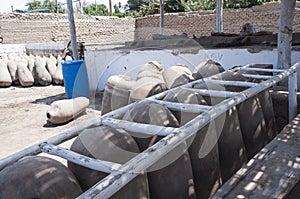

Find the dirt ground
[[0, 85, 101, 164]]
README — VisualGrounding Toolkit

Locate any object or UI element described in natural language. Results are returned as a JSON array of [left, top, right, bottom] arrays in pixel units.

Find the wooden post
[[109, 0, 112, 16], [216, 0, 223, 33], [67, 0, 79, 60], [277, 0, 297, 121], [159, 0, 164, 34], [55, 0, 58, 13], [277, 0, 296, 70], [289, 71, 297, 122]]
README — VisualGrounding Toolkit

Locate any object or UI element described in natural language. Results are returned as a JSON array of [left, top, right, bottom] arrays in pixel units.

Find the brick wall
[[135, 2, 300, 40], [0, 2, 299, 44], [0, 13, 135, 44]]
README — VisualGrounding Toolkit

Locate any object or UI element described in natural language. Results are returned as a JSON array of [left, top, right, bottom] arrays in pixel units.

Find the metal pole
[[277, 0, 296, 70], [159, 0, 164, 34], [67, 0, 79, 60], [216, 0, 223, 33]]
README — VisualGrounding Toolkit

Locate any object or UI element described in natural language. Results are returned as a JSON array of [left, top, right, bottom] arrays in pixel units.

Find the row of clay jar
[[0, 53, 72, 88]]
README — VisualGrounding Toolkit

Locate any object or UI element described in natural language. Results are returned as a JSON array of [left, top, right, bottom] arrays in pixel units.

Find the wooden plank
[[40, 143, 121, 173], [212, 114, 300, 199], [102, 118, 179, 136], [146, 99, 212, 113]]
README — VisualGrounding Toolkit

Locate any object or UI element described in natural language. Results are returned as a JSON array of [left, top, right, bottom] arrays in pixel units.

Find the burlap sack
[[101, 74, 135, 115], [68, 126, 150, 199]]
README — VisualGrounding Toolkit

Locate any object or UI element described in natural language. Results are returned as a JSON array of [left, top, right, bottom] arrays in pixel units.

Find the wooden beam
[[40, 143, 121, 173], [212, 114, 300, 198], [216, 0, 223, 33], [67, 0, 79, 60], [277, 0, 296, 70], [159, 0, 164, 34], [102, 118, 179, 136]]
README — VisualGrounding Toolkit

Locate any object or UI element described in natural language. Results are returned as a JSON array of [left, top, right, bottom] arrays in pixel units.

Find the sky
[[0, 0, 128, 13]]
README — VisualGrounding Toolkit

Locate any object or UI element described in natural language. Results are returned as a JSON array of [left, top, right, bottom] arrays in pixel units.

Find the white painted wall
[[85, 47, 300, 91]]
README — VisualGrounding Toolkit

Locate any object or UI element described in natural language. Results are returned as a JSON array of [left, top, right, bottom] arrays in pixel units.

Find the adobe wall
[[135, 2, 300, 40], [0, 2, 299, 44], [0, 13, 135, 44]]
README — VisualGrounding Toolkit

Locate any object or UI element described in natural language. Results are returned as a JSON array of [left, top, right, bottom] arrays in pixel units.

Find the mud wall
[[0, 13, 135, 44], [135, 2, 300, 40], [0, 2, 300, 44]]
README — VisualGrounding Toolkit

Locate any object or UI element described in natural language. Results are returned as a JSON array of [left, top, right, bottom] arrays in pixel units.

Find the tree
[[114, 2, 123, 13], [165, 0, 185, 13], [25, 0, 66, 13], [83, 4, 109, 16]]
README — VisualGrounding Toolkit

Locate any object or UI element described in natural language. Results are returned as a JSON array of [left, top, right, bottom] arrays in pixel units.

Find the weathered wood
[[40, 143, 121, 173], [205, 79, 258, 87], [288, 71, 298, 122], [67, 0, 79, 60], [146, 99, 212, 113], [241, 67, 285, 73], [212, 114, 300, 199], [242, 74, 273, 80], [78, 62, 300, 199], [102, 118, 179, 137], [216, 0, 223, 33], [189, 88, 238, 98], [277, 0, 296, 70]]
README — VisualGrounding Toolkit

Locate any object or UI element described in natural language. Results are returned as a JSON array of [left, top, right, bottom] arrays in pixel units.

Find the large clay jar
[[209, 71, 272, 159], [17, 60, 34, 87], [0, 156, 83, 199], [101, 74, 135, 115], [163, 64, 194, 89], [68, 126, 150, 199], [192, 80, 248, 183], [123, 101, 196, 199], [46, 97, 89, 124], [192, 59, 225, 80], [129, 61, 167, 103], [0, 60, 12, 87], [163, 88, 223, 198], [35, 56, 52, 86]]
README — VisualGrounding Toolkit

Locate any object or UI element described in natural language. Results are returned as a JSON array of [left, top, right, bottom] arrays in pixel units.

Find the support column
[[216, 0, 223, 33], [160, 0, 164, 35], [67, 0, 79, 60], [277, 0, 296, 69]]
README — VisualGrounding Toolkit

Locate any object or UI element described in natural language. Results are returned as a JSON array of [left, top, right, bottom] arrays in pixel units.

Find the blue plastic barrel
[[62, 60, 90, 99]]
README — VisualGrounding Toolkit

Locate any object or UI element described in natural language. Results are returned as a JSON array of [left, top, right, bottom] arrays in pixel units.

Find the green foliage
[[164, 0, 185, 13], [83, 4, 109, 16], [25, 0, 66, 13], [181, 0, 278, 11]]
